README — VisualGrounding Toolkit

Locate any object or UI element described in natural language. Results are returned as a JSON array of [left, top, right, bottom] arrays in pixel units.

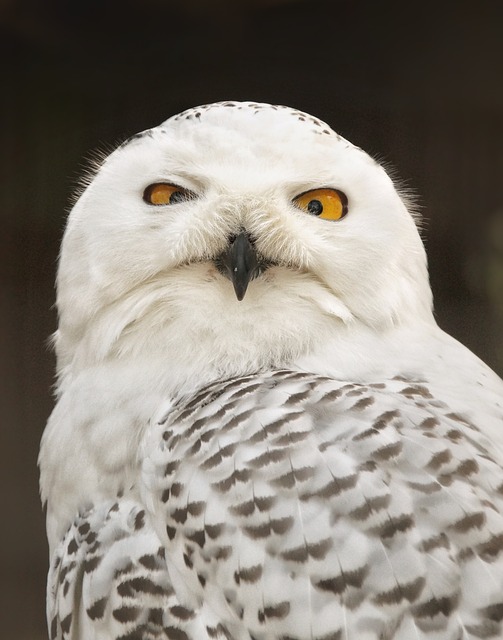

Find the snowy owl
[[39, 101, 503, 640]]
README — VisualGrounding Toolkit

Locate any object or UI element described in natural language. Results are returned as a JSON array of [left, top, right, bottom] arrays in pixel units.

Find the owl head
[[54, 102, 433, 387]]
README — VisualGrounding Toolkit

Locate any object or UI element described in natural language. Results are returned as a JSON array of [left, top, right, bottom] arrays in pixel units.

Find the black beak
[[215, 231, 262, 301]]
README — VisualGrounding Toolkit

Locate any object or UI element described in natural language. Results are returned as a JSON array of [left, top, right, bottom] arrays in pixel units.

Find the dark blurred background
[[1, 1, 502, 637]]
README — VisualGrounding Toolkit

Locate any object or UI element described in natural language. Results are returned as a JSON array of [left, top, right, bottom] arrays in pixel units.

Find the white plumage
[[39, 101, 503, 640]]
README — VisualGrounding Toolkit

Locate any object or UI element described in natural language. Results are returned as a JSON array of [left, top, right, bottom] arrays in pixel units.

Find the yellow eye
[[143, 183, 193, 205], [293, 188, 348, 221]]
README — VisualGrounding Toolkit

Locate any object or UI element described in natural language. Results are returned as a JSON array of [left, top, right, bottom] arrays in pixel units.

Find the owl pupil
[[169, 190, 186, 204], [307, 199, 323, 216]]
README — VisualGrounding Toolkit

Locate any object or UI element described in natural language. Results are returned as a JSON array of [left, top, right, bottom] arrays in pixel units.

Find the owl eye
[[293, 188, 348, 221], [143, 183, 193, 206]]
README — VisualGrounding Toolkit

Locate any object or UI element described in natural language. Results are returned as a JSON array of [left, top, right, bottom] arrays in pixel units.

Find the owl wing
[[143, 369, 503, 640], [48, 369, 503, 640]]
